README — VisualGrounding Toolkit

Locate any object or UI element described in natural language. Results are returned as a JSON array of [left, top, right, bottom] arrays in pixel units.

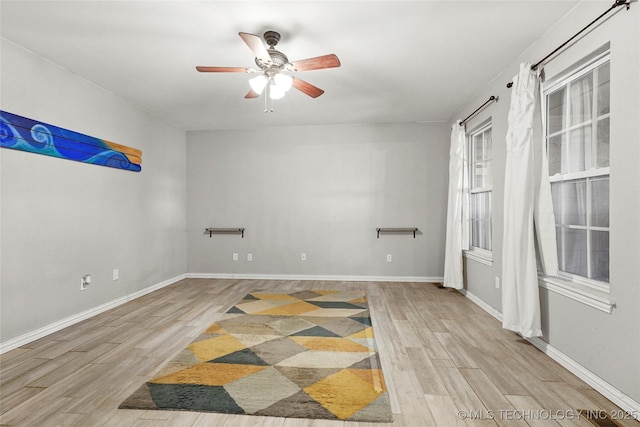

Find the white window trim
[[538, 275, 615, 313], [538, 46, 613, 312], [464, 248, 493, 266], [549, 167, 609, 182], [467, 120, 493, 255]]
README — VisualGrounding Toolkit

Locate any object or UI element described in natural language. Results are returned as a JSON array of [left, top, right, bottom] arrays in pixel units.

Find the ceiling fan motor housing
[[263, 30, 281, 47]]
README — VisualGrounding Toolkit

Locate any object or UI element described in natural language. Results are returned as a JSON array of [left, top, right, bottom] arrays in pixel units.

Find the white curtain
[[502, 63, 549, 338], [534, 73, 559, 277], [444, 121, 468, 289]]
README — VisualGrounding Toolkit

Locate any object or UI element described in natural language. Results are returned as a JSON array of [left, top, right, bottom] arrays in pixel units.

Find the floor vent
[[578, 410, 624, 426]]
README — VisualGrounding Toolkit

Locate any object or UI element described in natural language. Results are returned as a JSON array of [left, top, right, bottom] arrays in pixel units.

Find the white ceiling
[[1, 1, 581, 131]]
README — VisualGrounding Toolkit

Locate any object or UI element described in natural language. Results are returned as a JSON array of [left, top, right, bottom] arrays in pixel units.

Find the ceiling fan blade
[[244, 89, 260, 99], [196, 66, 248, 73], [292, 77, 324, 98], [291, 54, 341, 72], [239, 32, 272, 65]]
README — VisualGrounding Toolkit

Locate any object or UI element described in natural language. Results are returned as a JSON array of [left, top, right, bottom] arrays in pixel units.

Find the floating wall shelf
[[376, 227, 418, 238], [205, 228, 245, 238]]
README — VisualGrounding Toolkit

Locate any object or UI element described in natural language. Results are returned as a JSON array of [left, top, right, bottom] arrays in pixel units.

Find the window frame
[[465, 120, 493, 264], [542, 48, 611, 294]]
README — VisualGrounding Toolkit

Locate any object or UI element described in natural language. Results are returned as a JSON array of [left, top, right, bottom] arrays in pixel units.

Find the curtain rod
[[460, 95, 498, 126], [506, 0, 633, 88]]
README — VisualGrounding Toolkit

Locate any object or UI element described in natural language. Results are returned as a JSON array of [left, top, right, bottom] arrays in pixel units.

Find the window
[[544, 52, 610, 289], [468, 122, 492, 256]]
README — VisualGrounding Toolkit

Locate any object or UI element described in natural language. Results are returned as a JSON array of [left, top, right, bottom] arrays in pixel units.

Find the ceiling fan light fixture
[[249, 74, 268, 94], [273, 74, 293, 92], [269, 83, 286, 100]]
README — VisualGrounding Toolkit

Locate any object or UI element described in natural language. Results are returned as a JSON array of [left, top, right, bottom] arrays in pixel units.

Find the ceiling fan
[[196, 31, 341, 101]]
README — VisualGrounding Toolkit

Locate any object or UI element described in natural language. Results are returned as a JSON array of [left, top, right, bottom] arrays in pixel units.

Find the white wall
[[187, 122, 448, 279], [0, 40, 188, 343], [452, 1, 639, 406]]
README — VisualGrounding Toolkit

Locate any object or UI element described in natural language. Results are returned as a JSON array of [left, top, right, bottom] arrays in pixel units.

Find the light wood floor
[[1, 279, 637, 426]]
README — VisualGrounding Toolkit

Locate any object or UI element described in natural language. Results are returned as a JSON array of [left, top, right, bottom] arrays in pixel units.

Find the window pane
[[590, 230, 609, 282], [483, 192, 492, 250], [473, 193, 482, 247], [570, 73, 593, 126], [484, 129, 492, 188], [596, 117, 610, 168], [472, 218, 479, 248], [562, 228, 588, 277], [597, 62, 610, 116], [471, 192, 491, 250], [590, 177, 609, 227], [551, 182, 561, 225], [473, 167, 483, 189], [568, 125, 590, 172], [473, 136, 484, 188], [547, 88, 565, 134], [561, 180, 587, 226], [471, 193, 479, 248], [473, 135, 483, 158], [555, 227, 563, 270], [548, 134, 565, 175]]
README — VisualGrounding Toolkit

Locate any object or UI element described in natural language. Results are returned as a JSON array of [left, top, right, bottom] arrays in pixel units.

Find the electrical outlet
[[81, 274, 91, 290], [386, 254, 392, 263], [232, 253, 238, 261], [113, 269, 119, 281], [301, 252, 307, 261], [247, 253, 253, 261], [495, 277, 500, 289]]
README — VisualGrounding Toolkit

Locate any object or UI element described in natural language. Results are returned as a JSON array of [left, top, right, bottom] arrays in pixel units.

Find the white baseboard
[[186, 273, 443, 283], [459, 289, 640, 421], [458, 289, 503, 322], [0, 273, 439, 354], [527, 336, 640, 420], [0, 273, 187, 354]]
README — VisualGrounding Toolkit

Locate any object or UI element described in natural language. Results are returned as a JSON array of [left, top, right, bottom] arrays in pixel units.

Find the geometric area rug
[[119, 289, 393, 422]]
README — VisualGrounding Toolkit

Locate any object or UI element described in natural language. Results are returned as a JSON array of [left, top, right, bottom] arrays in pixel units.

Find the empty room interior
[[1, 1, 639, 426]]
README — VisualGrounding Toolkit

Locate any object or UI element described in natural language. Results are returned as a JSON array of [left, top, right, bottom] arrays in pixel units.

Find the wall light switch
[[301, 252, 307, 261], [247, 253, 253, 261], [113, 269, 119, 281], [232, 253, 238, 261], [386, 254, 392, 263], [495, 277, 500, 289]]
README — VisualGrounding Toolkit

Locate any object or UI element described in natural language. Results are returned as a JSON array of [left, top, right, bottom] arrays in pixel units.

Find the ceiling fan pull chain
[[267, 85, 274, 113], [264, 85, 268, 113]]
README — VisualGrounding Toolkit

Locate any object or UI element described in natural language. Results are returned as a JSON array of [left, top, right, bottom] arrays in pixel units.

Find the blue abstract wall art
[[0, 110, 142, 172]]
